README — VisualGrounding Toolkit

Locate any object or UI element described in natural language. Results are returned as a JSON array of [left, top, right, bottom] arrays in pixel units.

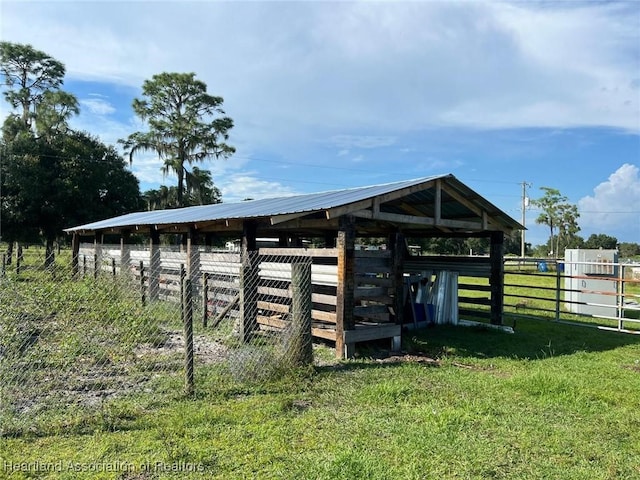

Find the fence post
[[202, 273, 209, 328], [71, 233, 80, 278], [148, 230, 161, 301], [94, 254, 99, 279], [239, 221, 258, 343], [290, 256, 313, 365], [618, 264, 625, 330], [112, 258, 117, 277], [83, 255, 87, 276], [183, 276, 195, 396], [180, 263, 186, 318], [16, 245, 22, 275], [140, 261, 146, 307], [555, 261, 561, 321], [1, 252, 5, 277]]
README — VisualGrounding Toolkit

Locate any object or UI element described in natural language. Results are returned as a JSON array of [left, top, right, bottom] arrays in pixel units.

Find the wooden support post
[[183, 276, 194, 396], [16, 244, 22, 275], [94, 233, 102, 278], [390, 232, 405, 327], [148, 229, 161, 301], [139, 261, 146, 306], [180, 263, 186, 318], [202, 273, 209, 328], [240, 220, 258, 343], [111, 257, 116, 277], [120, 231, 131, 275], [336, 215, 356, 359], [186, 227, 201, 309], [83, 255, 87, 276], [489, 230, 504, 325], [71, 233, 80, 278], [290, 256, 313, 365], [15, 244, 22, 275]]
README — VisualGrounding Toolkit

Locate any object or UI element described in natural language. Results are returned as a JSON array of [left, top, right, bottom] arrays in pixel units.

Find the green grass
[[2, 319, 639, 479], [2, 249, 639, 478]]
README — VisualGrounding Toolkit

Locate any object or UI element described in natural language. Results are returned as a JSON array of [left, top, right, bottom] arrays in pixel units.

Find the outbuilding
[[66, 174, 522, 358]]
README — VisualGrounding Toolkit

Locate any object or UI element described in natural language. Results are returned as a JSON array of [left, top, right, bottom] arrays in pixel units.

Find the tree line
[[0, 42, 234, 262]]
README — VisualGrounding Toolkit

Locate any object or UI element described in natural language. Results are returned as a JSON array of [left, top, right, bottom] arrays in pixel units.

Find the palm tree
[[121, 72, 234, 207]]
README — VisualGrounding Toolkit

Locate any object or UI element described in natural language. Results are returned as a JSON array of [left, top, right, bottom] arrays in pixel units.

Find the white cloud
[[578, 163, 640, 233], [330, 135, 397, 149], [218, 174, 297, 203], [2, 0, 637, 139], [79, 97, 116, 116]]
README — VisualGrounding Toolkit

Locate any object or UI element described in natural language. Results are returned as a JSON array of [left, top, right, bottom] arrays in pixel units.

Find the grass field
[[1, 247, 640, 479], [1, 317, 639, 479]]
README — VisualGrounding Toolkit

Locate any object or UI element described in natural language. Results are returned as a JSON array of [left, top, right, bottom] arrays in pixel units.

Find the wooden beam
[[120, 230, 131, 274], [148, 228, 161, 301], [390, 232, 405, 326], [326, 198, 377, 220], [335, 215, 356, 359], [325, 179, 437, 220], [240, 220, 258, 342], [270, 212, 310, 225], [440, 181, 501, 230], [352, 209, 481, 230], [352, 209, 436, 226], [71, 233, 80, 278], [490, 231, 504, 325], [266, 218, 341, 231]]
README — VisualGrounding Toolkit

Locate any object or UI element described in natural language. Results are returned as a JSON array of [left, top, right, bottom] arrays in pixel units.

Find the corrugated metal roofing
[[65, 174, 522, 234]]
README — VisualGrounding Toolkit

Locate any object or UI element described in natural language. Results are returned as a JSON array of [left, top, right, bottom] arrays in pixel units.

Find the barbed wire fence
[[0, 244, 318, 437]]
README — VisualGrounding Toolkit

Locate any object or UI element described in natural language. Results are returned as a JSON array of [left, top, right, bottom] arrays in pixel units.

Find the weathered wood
[[183, 277, 194, 396], [256, 316, 337, 341], [290, 258, 313, 365], [148, 229, 161, 301], [490, 230, 504, 325], [186, 227, 200, 285], [405, 256, 491, 277], [390, 232, 405, 326], [211, 294, 240, 328], [354, 286, 389, 299], [71, 233, 80, 278], [240, 220, 258, 342], [93, 233, 102, 279], [139, 261, 146, 306], [202, 273, 209, 328], [335, 215, 356, 359], [258, 300, 290, 314], [310, 310, 337, 323], [120, 231, 131, 273], [259, 247, 339, 257], [343, 324, 402, 343]]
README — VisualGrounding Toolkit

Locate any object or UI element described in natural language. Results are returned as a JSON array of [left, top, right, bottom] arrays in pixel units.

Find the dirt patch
[[134, 331, 230, 365]]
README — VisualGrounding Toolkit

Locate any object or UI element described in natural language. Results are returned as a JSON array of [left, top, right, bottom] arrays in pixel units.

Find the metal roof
[[65, 174, 522, 235]]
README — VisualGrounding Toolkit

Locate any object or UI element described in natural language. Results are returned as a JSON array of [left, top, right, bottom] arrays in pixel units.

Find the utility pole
[[520, 181, 531, 257]]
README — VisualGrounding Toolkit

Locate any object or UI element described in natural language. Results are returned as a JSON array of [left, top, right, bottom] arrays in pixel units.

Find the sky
[[1, 0, 639, 246]]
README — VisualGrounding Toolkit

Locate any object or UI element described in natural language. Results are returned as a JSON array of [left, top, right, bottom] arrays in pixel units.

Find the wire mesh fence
[[0, 244, 318, 437]]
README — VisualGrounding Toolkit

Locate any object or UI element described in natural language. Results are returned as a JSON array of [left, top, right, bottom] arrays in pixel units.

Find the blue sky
[[1, 0, 639, 246]]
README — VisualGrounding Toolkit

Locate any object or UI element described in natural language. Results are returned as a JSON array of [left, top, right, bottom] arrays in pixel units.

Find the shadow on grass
[[318, 317, 640, 372], [399, 317, 640, 361]]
